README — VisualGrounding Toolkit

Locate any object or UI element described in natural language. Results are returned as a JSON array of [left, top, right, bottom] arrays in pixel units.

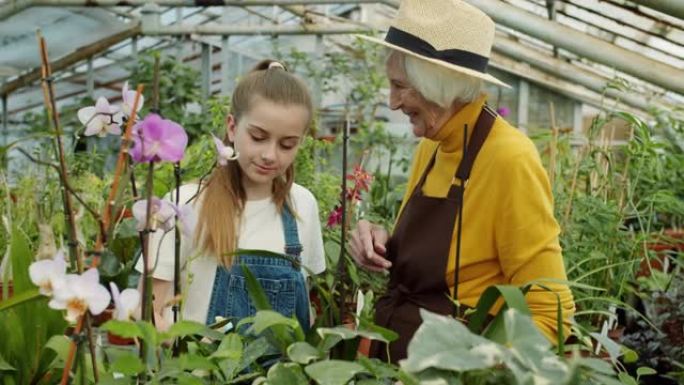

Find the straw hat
[[358, 0, 509, 88]]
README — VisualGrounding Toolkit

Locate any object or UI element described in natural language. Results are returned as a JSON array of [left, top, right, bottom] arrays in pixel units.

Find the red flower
[[327, 206, 343, 228]]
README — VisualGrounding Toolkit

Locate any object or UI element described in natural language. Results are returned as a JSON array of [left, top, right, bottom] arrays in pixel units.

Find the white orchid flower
[[121, 81, 144, 118], [109, 282, 140, 321], [211, 134, 239, 166], [48, 268, 111, 323], [132, 197, 176, 233], [77, 96, 123, 137], [29, 250, 67, 296]]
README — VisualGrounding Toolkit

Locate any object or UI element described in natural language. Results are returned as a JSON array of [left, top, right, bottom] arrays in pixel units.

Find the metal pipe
[[201, 43, 211, 102], [141, 23, 373, 36], [0, 0, 399, 20], [0, 24, 140, 96], [628, 0, 684, 20], [467, 0, 684, 95], [492, 34, 661, 112], [221, 36, 231, 95], [0, 0, 32, 20], [489, 52, 646, 118]]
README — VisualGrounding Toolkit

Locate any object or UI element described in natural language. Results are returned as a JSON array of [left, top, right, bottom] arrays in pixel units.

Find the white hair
[[402, 53, 484, 108]]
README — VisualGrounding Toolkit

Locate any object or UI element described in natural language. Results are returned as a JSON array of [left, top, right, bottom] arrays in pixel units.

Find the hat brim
[[356, 34, 511, 89]]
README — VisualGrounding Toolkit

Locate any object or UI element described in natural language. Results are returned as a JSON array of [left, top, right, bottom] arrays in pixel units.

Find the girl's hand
[[349, 220, 392, 272]]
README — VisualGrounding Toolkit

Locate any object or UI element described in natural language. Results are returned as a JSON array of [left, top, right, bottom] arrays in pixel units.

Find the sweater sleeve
[[494, 145, 575, 344]]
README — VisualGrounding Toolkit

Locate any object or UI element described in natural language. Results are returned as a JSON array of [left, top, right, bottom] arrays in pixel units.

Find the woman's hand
[[349, 219, 392, 272]]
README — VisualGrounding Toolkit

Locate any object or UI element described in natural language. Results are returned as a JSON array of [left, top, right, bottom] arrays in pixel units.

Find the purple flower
[[130, 114, 188, 163], [496, 106, 511, 118]]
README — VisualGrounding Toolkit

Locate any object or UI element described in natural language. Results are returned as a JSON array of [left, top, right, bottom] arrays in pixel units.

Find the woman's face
[[386, 52, 445, 139], [228, 96, 309, 196]]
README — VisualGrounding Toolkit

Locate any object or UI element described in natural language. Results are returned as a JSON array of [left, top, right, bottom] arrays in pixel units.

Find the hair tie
[[268, 61, 285, 71]]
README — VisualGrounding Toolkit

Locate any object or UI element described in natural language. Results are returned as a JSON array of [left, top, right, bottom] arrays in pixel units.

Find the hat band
[[385, 27, 489, 73]]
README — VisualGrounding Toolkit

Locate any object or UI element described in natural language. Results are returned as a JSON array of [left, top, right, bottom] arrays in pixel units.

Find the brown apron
[[370, 106, 496, 363]]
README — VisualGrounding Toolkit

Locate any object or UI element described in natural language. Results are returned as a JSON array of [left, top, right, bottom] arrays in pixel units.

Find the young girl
[[137, 60, 326, 331]]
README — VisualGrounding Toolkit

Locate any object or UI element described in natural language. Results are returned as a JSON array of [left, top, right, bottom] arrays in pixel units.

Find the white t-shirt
[[135, 183, 326, 323]]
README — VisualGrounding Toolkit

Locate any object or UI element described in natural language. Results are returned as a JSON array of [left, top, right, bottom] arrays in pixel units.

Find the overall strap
[[281, 203, 303, 258]]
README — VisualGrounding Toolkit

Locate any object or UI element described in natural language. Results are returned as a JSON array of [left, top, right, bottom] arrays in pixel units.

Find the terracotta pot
[[342, 320, 372, 358], [107, 332, 135, 346]]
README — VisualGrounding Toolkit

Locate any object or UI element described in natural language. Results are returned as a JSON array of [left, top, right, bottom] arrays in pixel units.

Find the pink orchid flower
[[130, 114, 188, 163], [211, 134, 239, 166]]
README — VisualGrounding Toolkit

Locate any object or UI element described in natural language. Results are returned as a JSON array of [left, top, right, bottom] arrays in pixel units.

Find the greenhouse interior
[[0, 0, 683, 384]]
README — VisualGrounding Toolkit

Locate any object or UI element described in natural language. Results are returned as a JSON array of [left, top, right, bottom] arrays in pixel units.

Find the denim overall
[[205, 206, 310, 331]]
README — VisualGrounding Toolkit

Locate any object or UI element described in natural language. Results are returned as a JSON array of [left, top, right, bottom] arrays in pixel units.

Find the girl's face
[[227, 96, 309, 198]]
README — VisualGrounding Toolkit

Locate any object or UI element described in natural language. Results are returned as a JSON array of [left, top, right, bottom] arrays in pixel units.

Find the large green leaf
[[305, 360, 366, 385], [0, 289, 40, 311], [164, 320, 210, 339], [250, 310, 299, 334], [468, 285, 530, 336], [402, 309, 503, 373], [9, 225, 33, 295], [109, 354, 144, 376], [266, 362, 308, 385], [0, 353, 16, 371], [101, 320, 144, 339], [286, 342, 322, 364]]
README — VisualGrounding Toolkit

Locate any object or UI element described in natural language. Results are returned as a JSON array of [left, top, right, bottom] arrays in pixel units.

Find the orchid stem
[[141, 161, 155, 322]]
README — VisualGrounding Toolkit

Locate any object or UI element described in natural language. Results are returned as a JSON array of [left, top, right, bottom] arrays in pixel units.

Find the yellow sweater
[[399, 95, 575, 343]]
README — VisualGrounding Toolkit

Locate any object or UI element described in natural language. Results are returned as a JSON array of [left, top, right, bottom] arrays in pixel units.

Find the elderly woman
[[349, 0, 575, 363]]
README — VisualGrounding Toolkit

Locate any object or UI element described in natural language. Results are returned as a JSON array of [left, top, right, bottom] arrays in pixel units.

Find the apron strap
[[448, 105, 497, 316], [447, 105, 497, 200]]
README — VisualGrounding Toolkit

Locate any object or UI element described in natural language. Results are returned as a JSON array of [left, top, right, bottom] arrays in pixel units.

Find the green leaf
[[251, 310, 299, 334], [402, 310, 498, 373], [136, 320, 159, 346], [356, 356, 399, 380], [110, 354, 144, 376], [636, 367, 657, 378], [468, 285, 530, 335], [287, 342, 322, 364], [177, 373, 206, 385], [617, 372, 638, 385], [165, 320, 209, 338], [101, 320, 143, 339], [240, 337, 271, 370], [266, 362, 308, 385], [178, 355, 217, 371], [211, 333, 243, 360], [43, 335, 71, 365], [0, 289, 41, 311], [241, 263, 273, 311], [0, 353, 16, 371], [305, 360, 365, 385], [9, 225, 33, 295], [622, 347, 638, 364]]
